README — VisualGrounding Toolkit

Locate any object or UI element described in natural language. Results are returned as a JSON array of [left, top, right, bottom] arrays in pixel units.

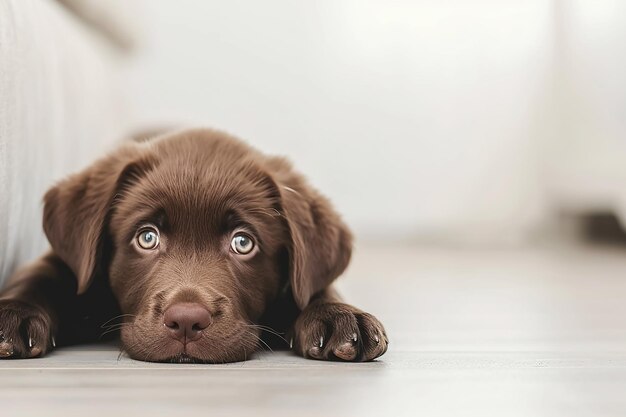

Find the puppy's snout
[[163, 303, 212, 343]]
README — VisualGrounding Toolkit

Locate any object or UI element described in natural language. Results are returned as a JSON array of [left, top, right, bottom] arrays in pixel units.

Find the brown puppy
[[0, 129, 387, 363]]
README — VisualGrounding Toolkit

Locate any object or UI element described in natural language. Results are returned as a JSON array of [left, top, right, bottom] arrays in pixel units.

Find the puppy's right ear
[[43, 144, 153, 294]]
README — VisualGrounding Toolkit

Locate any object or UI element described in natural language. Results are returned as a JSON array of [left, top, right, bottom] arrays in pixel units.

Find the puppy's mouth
[[165, 352, 204, 364], [120, 312, 258, 364]]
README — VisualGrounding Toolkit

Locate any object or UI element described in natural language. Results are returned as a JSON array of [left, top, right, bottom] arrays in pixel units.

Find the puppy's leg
[[0, 252, 76, 358], [292, 287, 388, 362]]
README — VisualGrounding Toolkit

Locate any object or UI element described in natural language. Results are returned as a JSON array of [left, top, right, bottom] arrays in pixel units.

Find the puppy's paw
[[0, 300, 55, 359], [293, 302, 388, 362]]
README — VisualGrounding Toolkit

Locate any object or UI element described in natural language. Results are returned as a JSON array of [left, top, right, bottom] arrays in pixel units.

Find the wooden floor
[[2, 243, 626, 416]]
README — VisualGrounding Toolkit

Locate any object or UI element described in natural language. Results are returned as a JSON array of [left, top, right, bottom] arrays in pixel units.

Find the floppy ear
[[43, 144, 152, 294], [266, 157, 353, 310]]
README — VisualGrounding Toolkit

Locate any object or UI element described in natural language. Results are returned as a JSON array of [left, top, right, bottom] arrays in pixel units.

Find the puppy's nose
[[163, 303, 212, 343]]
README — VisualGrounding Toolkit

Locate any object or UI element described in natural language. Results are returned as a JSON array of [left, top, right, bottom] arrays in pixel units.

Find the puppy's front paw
[[293, 302, 388, 362], [0, 300, 55, 359]]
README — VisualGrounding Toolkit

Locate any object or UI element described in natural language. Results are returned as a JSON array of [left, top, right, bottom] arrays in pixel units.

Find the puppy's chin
[[119, 320, 259, 364]]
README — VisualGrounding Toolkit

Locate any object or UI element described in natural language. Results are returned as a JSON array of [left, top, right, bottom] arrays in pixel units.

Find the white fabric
[[56, 0, 140, 49], [0, 0, 132, 284]]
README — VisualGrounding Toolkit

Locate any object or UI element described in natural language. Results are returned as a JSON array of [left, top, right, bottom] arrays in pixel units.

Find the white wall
[[546, 1, 626, 223], [127, 1, 555, 243]]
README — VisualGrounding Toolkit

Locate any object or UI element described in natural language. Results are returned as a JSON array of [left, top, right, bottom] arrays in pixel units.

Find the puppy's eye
[[136, 227, 159, 250], [230, 233, 255, 255]]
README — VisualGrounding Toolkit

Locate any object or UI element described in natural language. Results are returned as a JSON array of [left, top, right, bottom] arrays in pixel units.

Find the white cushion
[[0, 0, 132, 283]]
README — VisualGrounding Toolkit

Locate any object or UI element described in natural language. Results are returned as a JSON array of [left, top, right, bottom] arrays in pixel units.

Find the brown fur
[[0, 129, 387, 362]]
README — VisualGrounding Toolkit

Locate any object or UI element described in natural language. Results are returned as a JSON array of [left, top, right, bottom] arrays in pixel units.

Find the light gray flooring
[[2, 243, 626, 416]]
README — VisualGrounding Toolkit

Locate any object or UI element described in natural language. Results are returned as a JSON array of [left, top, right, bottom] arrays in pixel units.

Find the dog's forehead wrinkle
[[121, 139, 278, 222], [119, 172, 281, 242], [140, 168, 272, 212]]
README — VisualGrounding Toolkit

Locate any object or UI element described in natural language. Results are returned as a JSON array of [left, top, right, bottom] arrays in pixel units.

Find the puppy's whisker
[[99, 323, 134, 339], [101, 323, 133, 331], [245, 324, 289, 345], [100, 314, 136, 328], [244, 329, 273, 353], [247, 208, 283, 219], [101, 323, 133, 330]]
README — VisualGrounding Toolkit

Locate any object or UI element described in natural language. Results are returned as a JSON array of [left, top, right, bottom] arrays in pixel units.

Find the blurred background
[[127, 0, 626, 246], [1, 0, 626, 275]]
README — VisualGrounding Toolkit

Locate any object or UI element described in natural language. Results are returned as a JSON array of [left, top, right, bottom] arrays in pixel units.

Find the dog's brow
[[127, 208, 167, 238], [224, 208, 264, 241], [225, 209, 253, 229]]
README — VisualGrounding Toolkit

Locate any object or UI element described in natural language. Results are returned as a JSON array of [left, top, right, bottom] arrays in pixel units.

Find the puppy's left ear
[[43, 143, 153, 294], [265, 157, 353, 310]]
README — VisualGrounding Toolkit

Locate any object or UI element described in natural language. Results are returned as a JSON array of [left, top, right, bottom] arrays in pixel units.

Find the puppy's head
[[43, 129, 352, 362]]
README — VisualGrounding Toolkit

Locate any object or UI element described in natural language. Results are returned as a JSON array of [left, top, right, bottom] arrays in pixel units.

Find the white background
[[126, 0, 626, 243]]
